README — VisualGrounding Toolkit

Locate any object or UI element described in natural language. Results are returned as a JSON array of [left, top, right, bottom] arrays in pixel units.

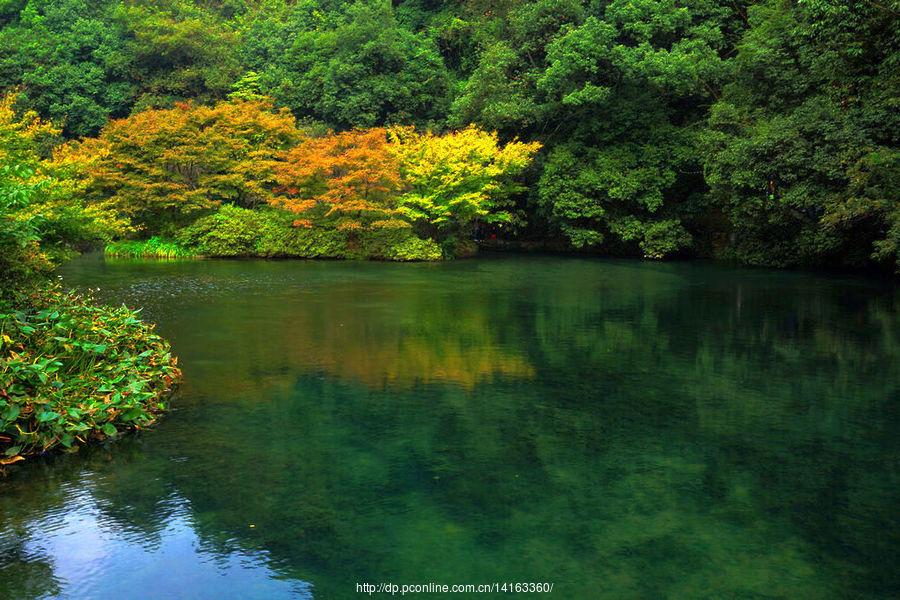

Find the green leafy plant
[[0, 285, 181, 466], [356, 223, 442, 262]]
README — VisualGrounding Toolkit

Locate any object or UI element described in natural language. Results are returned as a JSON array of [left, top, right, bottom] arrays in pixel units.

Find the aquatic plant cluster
[[0, 286, 180, 466], [104, 237, 197, 259]]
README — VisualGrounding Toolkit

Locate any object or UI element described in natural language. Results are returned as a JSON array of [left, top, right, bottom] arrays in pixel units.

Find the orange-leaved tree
[[273, 128, 403, 231], [70, 99, 300, 234]]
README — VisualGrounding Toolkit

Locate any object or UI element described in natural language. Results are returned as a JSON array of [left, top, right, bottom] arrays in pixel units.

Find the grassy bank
[[105, 237, 198, 259]]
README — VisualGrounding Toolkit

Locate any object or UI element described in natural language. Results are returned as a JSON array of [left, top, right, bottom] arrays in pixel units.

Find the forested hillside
[[0, 0, 898, 269]]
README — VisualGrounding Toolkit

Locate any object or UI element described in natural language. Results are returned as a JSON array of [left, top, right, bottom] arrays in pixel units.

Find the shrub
[[357, 225, 442, 261], [268, 226, 353, 259], [176, 205, 328, 257], [385, 236, 443, 261], [176, 206, 277, 257], [179, 205, 441, 260], [0, 285, 181, 466]]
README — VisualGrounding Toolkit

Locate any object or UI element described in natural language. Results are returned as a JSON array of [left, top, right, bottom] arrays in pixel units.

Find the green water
[[1, 255, 898, 599]]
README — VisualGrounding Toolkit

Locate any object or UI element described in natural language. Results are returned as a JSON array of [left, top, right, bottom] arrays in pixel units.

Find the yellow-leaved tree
[[388, 125, 541, 245]]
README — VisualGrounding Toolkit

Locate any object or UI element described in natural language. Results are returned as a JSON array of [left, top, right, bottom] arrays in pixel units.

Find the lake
[[1, 254, 898, 599]]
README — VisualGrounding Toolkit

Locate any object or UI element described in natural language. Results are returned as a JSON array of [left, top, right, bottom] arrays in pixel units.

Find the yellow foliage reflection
[[170, 267, 535, 394]]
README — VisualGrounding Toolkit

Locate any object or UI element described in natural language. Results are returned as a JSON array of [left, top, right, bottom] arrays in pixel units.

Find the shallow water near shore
[[1, 254, 898, 599]]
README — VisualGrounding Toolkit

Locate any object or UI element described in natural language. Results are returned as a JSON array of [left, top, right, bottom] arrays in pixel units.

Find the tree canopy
[[0, 0, 895, 270]]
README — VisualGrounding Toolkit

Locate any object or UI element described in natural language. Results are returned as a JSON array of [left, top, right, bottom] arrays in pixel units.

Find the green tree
[[247, 0, 451, 128], [0, 0, 134, 137], [531, 0, 748, 257], [703, 0, 900, 270], [449, 0, 585, 131], [117, 1, 243, 111]]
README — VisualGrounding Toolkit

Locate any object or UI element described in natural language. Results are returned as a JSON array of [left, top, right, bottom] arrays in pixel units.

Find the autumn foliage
[[388, 126, 541, 236], [273, 125, 541, 239], [274, 128, 402, 231], [62, 97, 540, 256], [70, 99, 299, 233]]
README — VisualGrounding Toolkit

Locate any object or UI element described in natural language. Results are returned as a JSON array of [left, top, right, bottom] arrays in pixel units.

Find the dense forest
[[0, 0, 897, 269]]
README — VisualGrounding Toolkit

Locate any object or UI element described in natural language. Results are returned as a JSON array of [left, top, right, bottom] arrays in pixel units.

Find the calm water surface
[[1, 254, 898, 599]]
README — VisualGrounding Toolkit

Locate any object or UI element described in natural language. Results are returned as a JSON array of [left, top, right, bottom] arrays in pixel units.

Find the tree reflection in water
[[1, 256, 897, 599]]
